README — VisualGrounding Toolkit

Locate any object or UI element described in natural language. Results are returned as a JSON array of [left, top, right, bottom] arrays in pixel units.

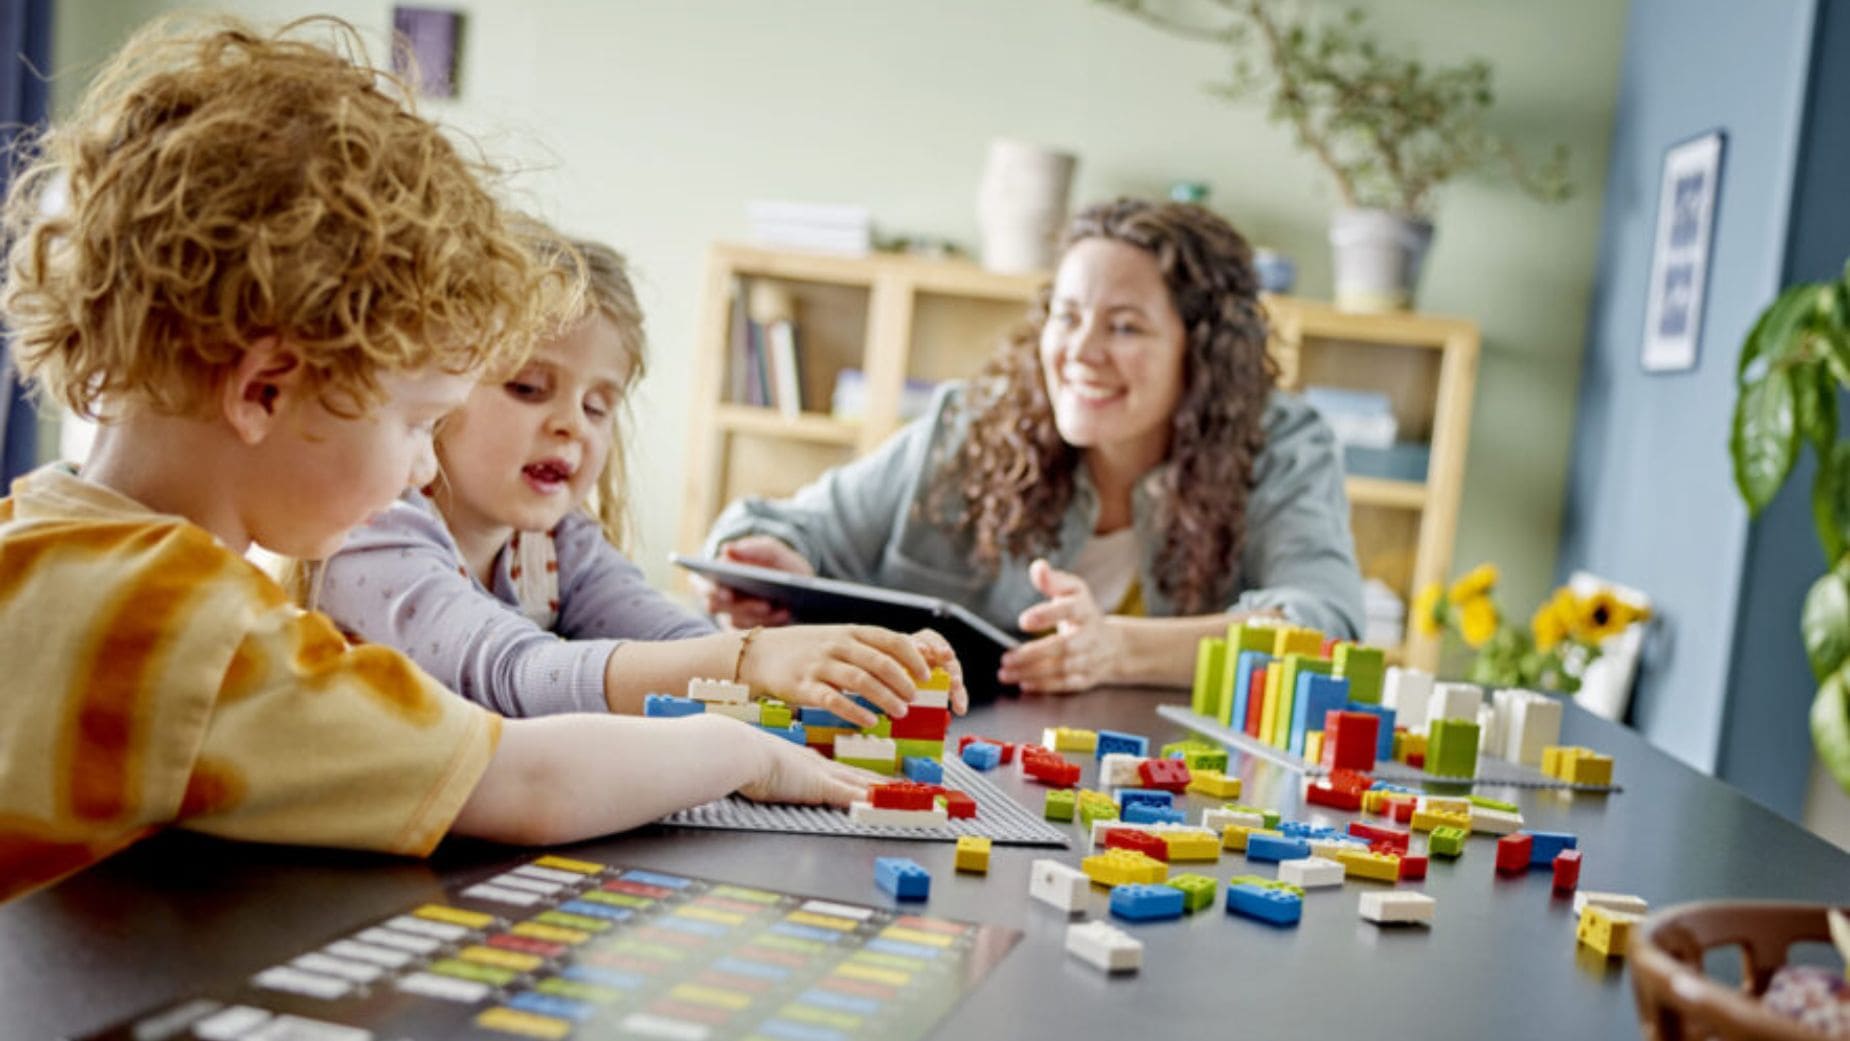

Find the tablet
[[672, 553, 1021, 700]]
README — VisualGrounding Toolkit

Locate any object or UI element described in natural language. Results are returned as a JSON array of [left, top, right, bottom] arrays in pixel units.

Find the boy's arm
[[452, 713, 874, 845]]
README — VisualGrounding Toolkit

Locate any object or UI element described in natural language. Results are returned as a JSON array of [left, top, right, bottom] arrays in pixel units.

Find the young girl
[[318, 234, 964, 728]]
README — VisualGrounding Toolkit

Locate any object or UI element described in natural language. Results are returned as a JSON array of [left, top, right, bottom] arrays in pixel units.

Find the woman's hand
[[695, 536, 814, 627], [740, 624, 968, 728], [999, 558, 1126, 694]]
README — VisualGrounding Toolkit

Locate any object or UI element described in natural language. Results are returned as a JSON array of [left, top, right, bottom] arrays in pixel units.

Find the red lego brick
[[1305, 781, 1363, 811], [1552, 849, 1581, 892], [889, 705, 951, 740], [937, 790, 977, 819], [1389, 798, 1416, 824], [1397, 854, 1428, 881], [1328, 768, 1374, 794], [1138, 758, 1192, 794], [1324, 710, 1380, 773], [1021, 748, 1080, 787], [1103, 828, 1169, 861], [1348, 821, 1410, 852], [1244, 666, 1268, 737], [869, 781, 939, 811], [1496, 833, 1533, 874], [1406, 751, 1425, 770]]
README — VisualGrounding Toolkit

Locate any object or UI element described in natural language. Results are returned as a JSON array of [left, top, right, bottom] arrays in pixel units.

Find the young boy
[[0, 16, 877, 904]]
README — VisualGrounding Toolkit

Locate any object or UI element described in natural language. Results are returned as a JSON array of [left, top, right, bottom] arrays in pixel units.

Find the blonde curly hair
[[1, 14, 569, 420]]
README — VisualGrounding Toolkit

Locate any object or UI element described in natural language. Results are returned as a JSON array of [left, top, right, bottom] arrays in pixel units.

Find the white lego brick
[[1381, 667, 1435, 730], [688, 677, 750, 704], [1359, 890, 1435, 925], [1508, 695, 1563, 767], [833, 734, 897, 760], [1573, 891, 1648, 917], [1278, 856, 1345, 889], [704, 701, 762, 724], [1476, 704, 1504, 762], [1065, 920, 1143, 973], [1098, 753, 1148, 788], [910, 686, 950, 710], [1430, 682, 1483, 724], [1308, 836, 1370, 860], [1029, 859, 1091, 914], [1468, 807, 1523, 836], [1202, 807, 1266, 834], [848, 801, 949, 828], [1415, 796, 1472, 815]]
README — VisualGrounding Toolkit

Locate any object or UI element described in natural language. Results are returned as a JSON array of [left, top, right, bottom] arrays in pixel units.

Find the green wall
[[49, 0, 1625, 610]]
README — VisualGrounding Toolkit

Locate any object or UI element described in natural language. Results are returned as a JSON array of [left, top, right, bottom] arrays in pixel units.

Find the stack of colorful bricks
[[1190, 621, 1387, 766], [640, 677, 807, 745]]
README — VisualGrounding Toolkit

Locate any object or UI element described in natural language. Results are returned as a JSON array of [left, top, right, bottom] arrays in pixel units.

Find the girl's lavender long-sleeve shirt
[[318, 490, 715, 716]]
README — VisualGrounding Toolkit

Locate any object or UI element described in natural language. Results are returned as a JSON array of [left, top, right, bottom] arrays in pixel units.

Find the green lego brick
[[1161, 738, 1215, 759], [1181, 748, 1229, 772], [1078, 791, 1119, 827], [759, 702, 792, 729], [860, 717, 892, 737], [1192, 637, 1228, 719], [1426, 719, 1481, 778], [1044, 789, 1076, 822], [1428, 825, 1468, 857], [893, 739, 944, 760], [837, 756, 897, 776], [1166, 873, 1218, 913], [1468, 794, 1518, 813], [1229, 622, 1278, 655], [1332, 643, 1386, 705], [1230, 805, 1282, 831], [1227, 874, 1305, 899]]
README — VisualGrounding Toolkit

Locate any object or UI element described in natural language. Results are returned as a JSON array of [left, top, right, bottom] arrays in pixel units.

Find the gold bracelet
[[732, 625, 763, 690]]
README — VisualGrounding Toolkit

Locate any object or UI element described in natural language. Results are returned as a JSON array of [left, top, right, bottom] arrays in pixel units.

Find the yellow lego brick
[[669, 983, 753, 1010], [1398, 733, 1427, 763], [1051, 727, 1099, 753], [1391, 731, 1405, 761], [1082, 848, 1168, 886], [1420, 797, 1473, 816], [475, 1007, 572, 1040], [1258, 664, 1286, 751], [1410, 808, 1472, 833], [1336, 849, 1401, 882], [955, 835, 991, 874], [1569, 753, 1614, 786], [530, 855, 604, 875], [1575, 904, 1641, 958], [1221, 825, 1282, 851], [1272, 625, 1323, 658], [920, 667, 953, 692], [459, 945, 544, 972], [1161, 830, 1222, 862], [414, 904, 495, 929], [1304, 731, 1324, 766], [1187, 769, 1243, 799]]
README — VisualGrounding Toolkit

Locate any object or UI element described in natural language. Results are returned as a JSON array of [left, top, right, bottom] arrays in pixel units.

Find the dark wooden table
[[6, 687, 1849, 1040]]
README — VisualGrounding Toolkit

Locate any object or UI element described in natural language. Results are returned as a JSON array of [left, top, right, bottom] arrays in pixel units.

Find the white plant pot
[[976, 138, 1077, 275], [1329, 208, 1434, 313]]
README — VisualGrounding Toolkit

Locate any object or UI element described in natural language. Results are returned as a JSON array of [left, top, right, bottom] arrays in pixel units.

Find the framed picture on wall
[[1641, 130, 1726, 373]]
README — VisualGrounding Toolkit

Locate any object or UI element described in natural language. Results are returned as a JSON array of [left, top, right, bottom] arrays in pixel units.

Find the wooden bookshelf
[[679, 243, 1478, 671]]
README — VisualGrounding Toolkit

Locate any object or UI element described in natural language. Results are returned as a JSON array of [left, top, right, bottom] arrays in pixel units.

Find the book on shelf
[[731, 278, 808, 414], [764, 317, 803, 417]]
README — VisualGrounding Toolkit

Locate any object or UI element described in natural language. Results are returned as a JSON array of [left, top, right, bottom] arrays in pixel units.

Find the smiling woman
[[704, 198, 1365, 694]]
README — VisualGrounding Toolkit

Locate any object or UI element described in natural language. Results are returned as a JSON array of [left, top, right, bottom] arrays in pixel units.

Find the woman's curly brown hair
[[1, 14, 571, 420], [928, 197, 1277, 615]]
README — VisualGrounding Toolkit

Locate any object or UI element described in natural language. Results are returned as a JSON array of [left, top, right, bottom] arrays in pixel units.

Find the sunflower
[[1448, 563, 1499, 604], [1413, 582, 1444, 636], [1576, 590, 1633, 642], [1530, 598, 1567, 651], [1458, 594, 1500, 649]]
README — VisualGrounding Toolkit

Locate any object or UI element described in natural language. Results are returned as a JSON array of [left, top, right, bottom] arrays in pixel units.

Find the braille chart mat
[[79, 855, 1022, 1041], [1156, 704, 1624, 793], [661, 756, 1072, 846]]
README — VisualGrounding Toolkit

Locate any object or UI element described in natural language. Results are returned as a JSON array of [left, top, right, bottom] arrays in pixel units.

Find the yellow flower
[[1413, 582, 1444, 636], [1448, 564, 1499, 604], [1576, 590, 1633, 642], [1457, 594, 1500, 649], [1530, 599, 1567, 652]]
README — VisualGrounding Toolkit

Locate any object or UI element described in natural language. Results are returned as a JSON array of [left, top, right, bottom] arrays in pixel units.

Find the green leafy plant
[[1730, 261, 1850, 795], [1093, 0, 1572, 217]]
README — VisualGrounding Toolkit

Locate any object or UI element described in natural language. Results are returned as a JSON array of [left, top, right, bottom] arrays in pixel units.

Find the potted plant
[[1095, 0, 1572, 311], [1730, 261, 1850, 795]]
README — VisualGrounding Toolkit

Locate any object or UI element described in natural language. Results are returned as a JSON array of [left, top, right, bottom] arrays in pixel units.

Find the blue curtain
[[0, 0, 50, 484]]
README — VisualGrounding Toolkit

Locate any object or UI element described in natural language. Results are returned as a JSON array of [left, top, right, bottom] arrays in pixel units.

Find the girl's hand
[[695, 536, 813, 627], [730, 720, 881, 807], [741, 624, 964, 728], [999, 558, 1125, 694]]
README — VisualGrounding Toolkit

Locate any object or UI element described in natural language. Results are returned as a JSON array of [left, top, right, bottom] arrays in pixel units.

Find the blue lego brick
[[901, 756, 944, 784], [1123, 803, 1186, 825], [1109, 883, 1186, 922], [1277, 820, 1340, 840], [1368, 781, 1419, 793], [621, 869, 692, 889], [1527, 831, 1579, 867], [1229, 650, 1273, 732], [1244, 833, 1312, 863], [1116, 788, 1174, 811], [1095, 729, 1150, 759], [1226, 882, 1303, 926], [509, 991, 598, 1023], [643, 694, 704, 718], [798, 706, 857, 729], [759, 722, 807, 745], [1288, 672, 1353, 756], [960, 741, 1001, 771], [874, 857, 930, 901], [1343, 701, 1399, 759], [849, 695, 885, 719]]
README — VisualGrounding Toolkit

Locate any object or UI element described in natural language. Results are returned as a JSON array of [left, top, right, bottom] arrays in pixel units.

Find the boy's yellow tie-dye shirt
[[0, 465, 501, 903]]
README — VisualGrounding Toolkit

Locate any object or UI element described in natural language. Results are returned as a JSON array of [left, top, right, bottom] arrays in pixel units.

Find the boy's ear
[[222, 337, 306, 446]]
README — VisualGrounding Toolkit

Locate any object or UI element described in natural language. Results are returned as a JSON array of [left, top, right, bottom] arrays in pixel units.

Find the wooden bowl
[[1631, 900, 1848, 1040]]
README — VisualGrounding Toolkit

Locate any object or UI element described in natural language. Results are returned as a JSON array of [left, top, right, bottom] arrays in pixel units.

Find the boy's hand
[[695, 536, 812, 628], [736, 727, 881, 807], [998, 558, 1124, 694], [742, 624, 942, 728]]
